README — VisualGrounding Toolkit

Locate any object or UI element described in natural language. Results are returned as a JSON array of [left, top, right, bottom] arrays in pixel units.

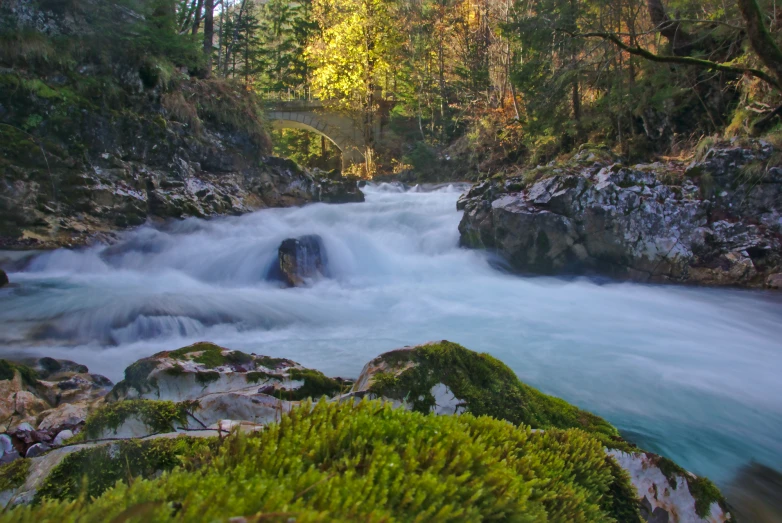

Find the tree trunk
[[203, 0, 214, 77], [646, 0, 693, 55], [192, 0, 204, 35], [737, 0, 782, 87]]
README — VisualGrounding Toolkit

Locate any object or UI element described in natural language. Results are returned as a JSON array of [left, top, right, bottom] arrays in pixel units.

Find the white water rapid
[[1, 183, 781, 487]]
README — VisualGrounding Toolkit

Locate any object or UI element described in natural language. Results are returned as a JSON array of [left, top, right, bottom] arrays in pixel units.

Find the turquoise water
[[2, 183, 781, 487]]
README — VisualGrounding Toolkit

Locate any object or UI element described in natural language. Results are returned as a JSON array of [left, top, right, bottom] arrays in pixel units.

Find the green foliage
[[81, 400, 194, 440], [272, 128, 339, 170], [0, 459, 31, 492], [10, 399, 637, 521], [168, 342, 251, 368], [403, 142, 439, 174], [35, 437, 219, 503]]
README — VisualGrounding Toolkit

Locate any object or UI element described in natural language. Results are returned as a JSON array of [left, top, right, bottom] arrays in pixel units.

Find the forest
[[160, 0, 782, 176]]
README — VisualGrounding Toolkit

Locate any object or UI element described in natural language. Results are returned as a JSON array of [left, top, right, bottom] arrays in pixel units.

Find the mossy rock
[[8, 399, 640, 521], [362, 341, 627, 448], [168, 342, 252, 368], [0, 359, 40, 387], [79, 400, 196, 440], [35, 436, 219, 503]]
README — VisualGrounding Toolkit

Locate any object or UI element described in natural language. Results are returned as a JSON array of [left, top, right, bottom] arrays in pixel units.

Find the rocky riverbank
[[458, 140, 782, 289], [0, 341, 738, 521], [0, 0, 363, 251]]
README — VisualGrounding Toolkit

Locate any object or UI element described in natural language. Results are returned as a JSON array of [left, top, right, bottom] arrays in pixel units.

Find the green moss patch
[[255, 356, 290, 369], [651, 454, 727, 518], [194, 371, 219, 386], [9, 399, 638, 521], [81, 400, 196, 440], [0, 459, 31, 492], [368, 341, 629, 448], [168, 342, 252, 368], [275, 369, 348, 401], [35, 437, 219, 503], [246, 371, 276, 384], [0, 359, 39, 387]]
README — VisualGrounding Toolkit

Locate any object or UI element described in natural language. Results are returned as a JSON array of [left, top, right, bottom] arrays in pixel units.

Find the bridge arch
[[267, 102, 366, 169]]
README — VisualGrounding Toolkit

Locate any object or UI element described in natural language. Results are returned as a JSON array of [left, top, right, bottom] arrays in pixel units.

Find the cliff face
[[458, 141, 782, 289]]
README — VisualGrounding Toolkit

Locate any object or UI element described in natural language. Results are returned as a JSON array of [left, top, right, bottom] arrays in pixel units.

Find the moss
[[109, 358, 160, 399], [688, 476, 726, 518], [368, 341, 620, 440], [246, 371, 275, 384], [168, 342, 223, 359], [275, 369, 347, 401], [0, 459, 31, 492], [194, 371, 220, 386], [168, 342, 252, 369], [650, 454, 728, 518], [654, 454, 687, 489], [255, 356, 289, 369], [603, 456, 644, 522], [81, 400, 194, 440], [35, 437, 219, 503], [9, 399, 638, 521], [164, 364, 184, 377], [0, 359, 39, 387]]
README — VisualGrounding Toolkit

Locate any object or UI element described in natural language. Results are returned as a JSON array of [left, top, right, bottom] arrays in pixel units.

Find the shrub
[[7, 399, 639, 522]]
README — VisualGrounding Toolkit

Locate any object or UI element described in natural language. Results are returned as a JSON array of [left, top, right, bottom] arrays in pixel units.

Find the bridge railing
[[259, 88, 319, 102]]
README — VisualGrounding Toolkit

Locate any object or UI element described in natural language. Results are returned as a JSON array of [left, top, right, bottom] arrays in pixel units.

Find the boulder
[[102, 342, 349, 438], [0, 269, 8, 287], [0, 358, 112, 456], [315, 171, 365, 204], [277, 234, 328, 287], [350, 341, 733, 523], [458, 141, 782, 288]]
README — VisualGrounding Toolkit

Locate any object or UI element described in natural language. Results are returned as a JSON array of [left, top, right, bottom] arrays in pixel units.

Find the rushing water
[[2, 183, 781, 487]]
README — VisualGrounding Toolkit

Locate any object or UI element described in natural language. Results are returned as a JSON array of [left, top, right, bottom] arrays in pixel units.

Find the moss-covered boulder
[[0, 399, 643, 521], [108, 342, 350, 429], [351, 341, 732, 522]]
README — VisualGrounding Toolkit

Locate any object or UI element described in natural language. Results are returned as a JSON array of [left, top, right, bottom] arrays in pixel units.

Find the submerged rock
[[277, 234, 328, 287], [458, 140, 782, 288], [314, 169, 365, 204]]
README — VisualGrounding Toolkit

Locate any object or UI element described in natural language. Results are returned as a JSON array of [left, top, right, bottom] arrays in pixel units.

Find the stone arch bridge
[[265, 97, 378, 169]]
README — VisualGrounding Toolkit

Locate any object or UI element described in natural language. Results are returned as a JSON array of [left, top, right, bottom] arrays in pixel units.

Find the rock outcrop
[[458, 140, 782, 288], [277, 235, 328, 287], [352, 341, 733, 523], [0, 341, 738, 522], [312, 169, 366, 204], [105, 342, 349, 432], [0, 270, 7, 288], [0, 358, 112, 459]]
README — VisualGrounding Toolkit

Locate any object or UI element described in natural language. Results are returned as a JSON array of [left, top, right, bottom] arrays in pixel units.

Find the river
[[1, 182, 781, 488]]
